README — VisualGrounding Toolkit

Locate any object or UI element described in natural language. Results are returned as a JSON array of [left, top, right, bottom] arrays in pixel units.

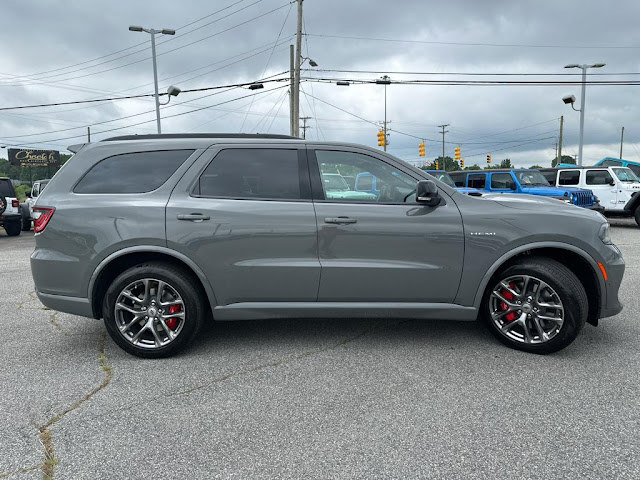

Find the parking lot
[[0, 220, 638, 479]]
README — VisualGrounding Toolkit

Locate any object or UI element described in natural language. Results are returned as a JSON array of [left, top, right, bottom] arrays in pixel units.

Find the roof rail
[[101, 133, 299, 142]]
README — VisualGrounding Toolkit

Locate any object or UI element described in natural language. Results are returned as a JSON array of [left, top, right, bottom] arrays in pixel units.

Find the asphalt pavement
[[0, 220, 638, 479]]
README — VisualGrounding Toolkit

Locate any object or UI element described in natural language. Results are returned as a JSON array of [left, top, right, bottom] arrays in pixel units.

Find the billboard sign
[[8, 148, 60, 167]]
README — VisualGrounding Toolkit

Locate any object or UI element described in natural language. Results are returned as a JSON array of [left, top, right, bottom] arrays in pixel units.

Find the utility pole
[[558, 115, 563, 165], [289, 45, 295, 136], [87, 126, 91, 143], [620, 126, 625, 159], [300, 116, 312, 139], [438, 124, 450, 170], [293, 0, 303, 137]]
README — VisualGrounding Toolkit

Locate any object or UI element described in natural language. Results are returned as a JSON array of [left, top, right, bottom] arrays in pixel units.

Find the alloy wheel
[[114, 278, 186, 349], [489, 274, 564, 344]]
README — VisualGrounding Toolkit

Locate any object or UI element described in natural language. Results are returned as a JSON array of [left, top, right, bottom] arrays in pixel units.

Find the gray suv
[[31, 134, 624, 357]]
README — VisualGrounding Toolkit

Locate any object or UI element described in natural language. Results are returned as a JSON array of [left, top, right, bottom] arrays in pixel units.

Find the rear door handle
[[324, 216, 357, 225], [177, 213, 211, 222]]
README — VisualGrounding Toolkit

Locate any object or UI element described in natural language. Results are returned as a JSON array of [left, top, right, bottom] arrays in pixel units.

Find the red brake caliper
[[165, 304, 181, 330], [500, 282, 516, 322]]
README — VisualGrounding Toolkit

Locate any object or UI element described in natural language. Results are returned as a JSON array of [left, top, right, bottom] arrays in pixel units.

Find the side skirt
[[212, 302, 478, 321]]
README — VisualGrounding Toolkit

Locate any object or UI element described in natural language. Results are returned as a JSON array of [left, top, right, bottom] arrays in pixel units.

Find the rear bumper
[[35, 290, 94, 318]]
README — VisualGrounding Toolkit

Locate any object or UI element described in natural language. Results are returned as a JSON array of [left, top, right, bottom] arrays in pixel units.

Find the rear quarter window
[[558, 170, 580, 186], [74, 150, 194, 194], [467, 173, 486, 189], [0, 179, 16, 197]]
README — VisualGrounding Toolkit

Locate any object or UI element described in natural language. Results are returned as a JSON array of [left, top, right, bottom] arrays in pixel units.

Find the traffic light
[[377, 130, 385, 146], [487, 153, 492, 164], [435, 160, 439, 170], [418, 141, 425, 156], [460, 158, 464, 168], [454, 146, 461, 160]]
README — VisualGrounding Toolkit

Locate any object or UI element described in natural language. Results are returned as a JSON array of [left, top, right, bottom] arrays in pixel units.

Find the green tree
[[529, 164, 543, 169], [500, 158, 512, 168], [464, 164, 482, 170], [420, 156, 461, 171]]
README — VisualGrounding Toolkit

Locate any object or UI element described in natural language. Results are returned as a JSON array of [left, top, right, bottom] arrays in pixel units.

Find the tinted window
[[601, 159, 622, 167], [315, 150, 416, 203], [586, 170, 613, 185], [449, 172, 465, 187], [558, 170, 580, 185], [75, 150, 193, 194], [491, 173, 515, 189], [0, 179, 15, 197], [625, 164, 640, 177], [198, 149, 301, 200], [467, 174, 486, 189], [540, 170, 557, 184]]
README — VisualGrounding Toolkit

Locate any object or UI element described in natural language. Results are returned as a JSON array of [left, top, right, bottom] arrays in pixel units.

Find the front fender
[[469, 241, 604, 310]]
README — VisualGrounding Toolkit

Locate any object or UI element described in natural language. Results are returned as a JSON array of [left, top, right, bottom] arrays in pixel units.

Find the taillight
[[12, 199, 19, 208], [32, 206, 55, 233]]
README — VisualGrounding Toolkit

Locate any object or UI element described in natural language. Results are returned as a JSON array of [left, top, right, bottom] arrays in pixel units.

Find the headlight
[[599, 223, 612, 244]]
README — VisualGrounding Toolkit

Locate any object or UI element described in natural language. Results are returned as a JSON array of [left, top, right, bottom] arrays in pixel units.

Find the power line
[[6, 85, 289, 148], [0, 77, 289, 112], [304, 68, 640, 77], [302, 76, 640, 86], [305, 33, 640, 49]]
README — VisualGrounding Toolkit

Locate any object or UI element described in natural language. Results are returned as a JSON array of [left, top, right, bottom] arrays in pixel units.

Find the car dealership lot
[[1, 222, 639, 479]]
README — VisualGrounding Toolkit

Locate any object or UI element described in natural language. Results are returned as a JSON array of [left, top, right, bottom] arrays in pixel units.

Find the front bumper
[[588, 203, 605, 214], [599, 245, 625, 319]]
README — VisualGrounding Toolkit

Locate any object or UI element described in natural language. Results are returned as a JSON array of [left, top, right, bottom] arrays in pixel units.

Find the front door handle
[[324, 216, 357, 225], [177, 213, 211, 222]]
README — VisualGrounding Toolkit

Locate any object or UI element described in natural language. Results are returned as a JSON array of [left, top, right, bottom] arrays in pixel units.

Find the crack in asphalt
[[95, 319, 399, 419], [48, 312, 62, 332], [0, 333, 114, 480]]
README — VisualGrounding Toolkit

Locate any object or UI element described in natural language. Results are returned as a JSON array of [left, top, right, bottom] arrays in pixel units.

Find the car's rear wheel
[[4, 221, 21, 236], [481, 257, 588, 354], [103, 262, 205, 358]]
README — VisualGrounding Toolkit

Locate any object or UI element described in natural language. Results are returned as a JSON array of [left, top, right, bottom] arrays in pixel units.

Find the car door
[[308, 146, 464, 303], [166, 145, 320, 305], [584, 169, 616, 208]]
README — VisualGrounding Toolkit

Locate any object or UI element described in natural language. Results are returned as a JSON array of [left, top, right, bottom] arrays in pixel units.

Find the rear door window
[[558, 170, 580, 185], [196, 148, 304, 200], [586, 170, 613, 185], [540, 170, 557, 184], [75, 150, 194, 194], [467, 173, 486, 189], [0, 179, 15, 197]]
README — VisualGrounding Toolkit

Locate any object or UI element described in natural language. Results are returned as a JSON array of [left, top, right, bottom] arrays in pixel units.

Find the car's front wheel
[[103, 262, 205, 358], [633, 206, 640, 227], [481, 257, 588, 354], [4, 220, 21, 236]]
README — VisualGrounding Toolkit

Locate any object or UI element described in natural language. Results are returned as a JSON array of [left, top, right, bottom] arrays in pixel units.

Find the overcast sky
[[1, 0, 639, 167]]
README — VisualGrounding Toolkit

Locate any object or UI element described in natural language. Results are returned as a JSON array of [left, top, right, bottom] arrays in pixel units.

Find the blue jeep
[[448, 169, 600, 210], [422, 170, 482, 195]]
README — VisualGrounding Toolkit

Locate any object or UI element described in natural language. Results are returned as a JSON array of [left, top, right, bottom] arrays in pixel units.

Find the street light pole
[[129, 25, 176, 134], [564, 62, 605, 166]]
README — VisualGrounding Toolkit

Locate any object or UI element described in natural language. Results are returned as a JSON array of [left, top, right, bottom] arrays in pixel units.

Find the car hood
[[478, 193, 603, 219], [519, 185, 583, 196]]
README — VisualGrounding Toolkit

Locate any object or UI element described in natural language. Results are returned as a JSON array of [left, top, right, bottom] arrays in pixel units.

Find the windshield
[[322, 174, 349, 191], [516, 171, 550, 186], [432, 172, 456, 187], [612, 167, 639, 182]]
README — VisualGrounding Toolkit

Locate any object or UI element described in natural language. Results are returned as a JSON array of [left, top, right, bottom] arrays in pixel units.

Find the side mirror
[[510, 183, 516, 190], [25, 192, 31, 198], [416, 180, 441, 206], [609, 179, 616, 186]]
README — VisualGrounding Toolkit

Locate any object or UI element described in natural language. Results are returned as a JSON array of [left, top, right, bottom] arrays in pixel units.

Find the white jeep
[[0, 177, 22, 236], [540, 166, 640, 226]]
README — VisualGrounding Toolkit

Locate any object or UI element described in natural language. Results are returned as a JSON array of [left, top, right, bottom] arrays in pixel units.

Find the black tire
[[0, 195, 6, 216], [20, 205, 31, 231], [481, 257, 588, 354], [102, 262, 205, 358], [4, 221, 21, 237], [634, 206, 640, 228]]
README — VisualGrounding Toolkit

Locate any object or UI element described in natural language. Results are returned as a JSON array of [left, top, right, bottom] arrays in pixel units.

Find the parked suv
[[449, 169, 600, 210], [540, 166, 640, 226], [31, 134, 624, 358], [0, 177, 22, 236]]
